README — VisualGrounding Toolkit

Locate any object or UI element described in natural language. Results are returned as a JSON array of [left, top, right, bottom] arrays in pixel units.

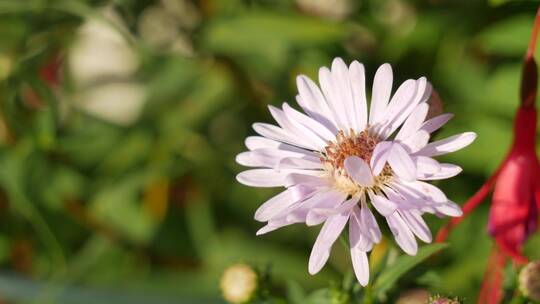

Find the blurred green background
[[0, 0, 539, 303]]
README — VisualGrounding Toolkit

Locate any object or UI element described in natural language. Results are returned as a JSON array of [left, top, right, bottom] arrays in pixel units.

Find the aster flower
[[236, 58, 476, 286]]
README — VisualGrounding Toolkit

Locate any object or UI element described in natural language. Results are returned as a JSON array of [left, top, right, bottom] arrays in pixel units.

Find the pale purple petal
[[349, 61, 368, 131], [278, 156, 323, 170], [369, 63, 393, 125], [284, 190, 346, 223], [433, 201, 463, 217], [350, 247, 369, 286], [253, 123, 314, 150], [386, 212, 418, 255], [306, 196, 356, 226], [319, 66, 350, 130], [401, 130, 430, 153], [285, 173, 327, 187], [359, 199, 382, 243], [349, 205, 374, 251], [331, 58, 358, 130], [421, 113, 453, 134], [245, 136, 311, 154], [416, 132, 477, 157], [370, 141, 393, 175], [344, 156, 374, 187], [374, 79, 417, 137], [268, 105, 326, 149], [308, 211, 349, 275], [368, 191, 398, 216], [388, 143, 416, 181], [236, 169, 286, 187], [296, 75, 338, 132], [254, 190, 294, 222], [399, 210, 432, 243], [419, 163, 462, 180], [396, 102, 429, 140], [377, 77, 428, 139], [282, 103, 335, 141]]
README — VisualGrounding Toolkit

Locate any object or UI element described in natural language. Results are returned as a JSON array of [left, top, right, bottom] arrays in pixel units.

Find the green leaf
[[476, 14, 533, 56], [372, 243, 448, 297]]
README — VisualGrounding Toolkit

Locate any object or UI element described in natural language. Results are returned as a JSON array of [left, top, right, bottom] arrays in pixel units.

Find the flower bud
[[220, 263, 258, 304], [519, 260, 540, 301]]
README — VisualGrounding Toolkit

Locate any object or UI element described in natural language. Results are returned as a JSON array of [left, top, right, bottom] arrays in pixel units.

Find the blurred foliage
[[0, 0, 539, 303]]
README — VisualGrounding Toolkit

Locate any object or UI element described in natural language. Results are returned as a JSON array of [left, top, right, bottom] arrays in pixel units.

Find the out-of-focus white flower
[[68, 6, 146, 125], [69, 7, 138, 85], [220, 263, 258, 304], [75, 82, 146, 126], [519, 260, 540, 301], [236, 58, 475, 286], [296, 0, 353, 21]]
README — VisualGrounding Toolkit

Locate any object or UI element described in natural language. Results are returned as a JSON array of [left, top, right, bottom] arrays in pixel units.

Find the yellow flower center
[[321, 129, 393, 195]]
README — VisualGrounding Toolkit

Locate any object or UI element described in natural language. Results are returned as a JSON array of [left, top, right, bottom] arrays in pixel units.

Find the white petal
[[306, 196, 356, 226], [268, 105, 326, 149], [359, 199, 382, 243], [433, 201, 463, 217], [414, 156, 441, 175], [331, 58, 357, 130], [285, 173, 327, 187], [399, 210, 432, 243], [419, 163, 462, 180], [401, 130, 430, 153], [245, 136, 310, 154], [388, 143, 416, 181], [319, 66, 349, 130], [368, 191, 398, 216], [237, 148, 317, 168], [253, 123, 314, 150], [349, 61, 368, 131], [386, 212, 418, 255], [278, 156, 322, 170], [369, 63, 393, 125], [403, 181, 447, 203], [308, 211, 349, 275], [375, 79, 417, 137], [344, 156, 374, 187], [284, 190, 346, 223], [236, 169, 286, 187], [417, 132, 477, 157], [350, 247, 370, 286], [256, 217, 294, 235], [396, 103, 429, 140], [378, 77, 427, 139], [254, 190, 294, 222], [282, 103, 335, 141], [296, 76, 338, 132], [421, 113, 453, 134], [349, 205, 373, 251], [370, 141, 393, 175]]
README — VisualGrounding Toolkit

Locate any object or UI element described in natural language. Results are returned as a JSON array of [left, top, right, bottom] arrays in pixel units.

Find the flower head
[[236, 58, 475, 285]]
